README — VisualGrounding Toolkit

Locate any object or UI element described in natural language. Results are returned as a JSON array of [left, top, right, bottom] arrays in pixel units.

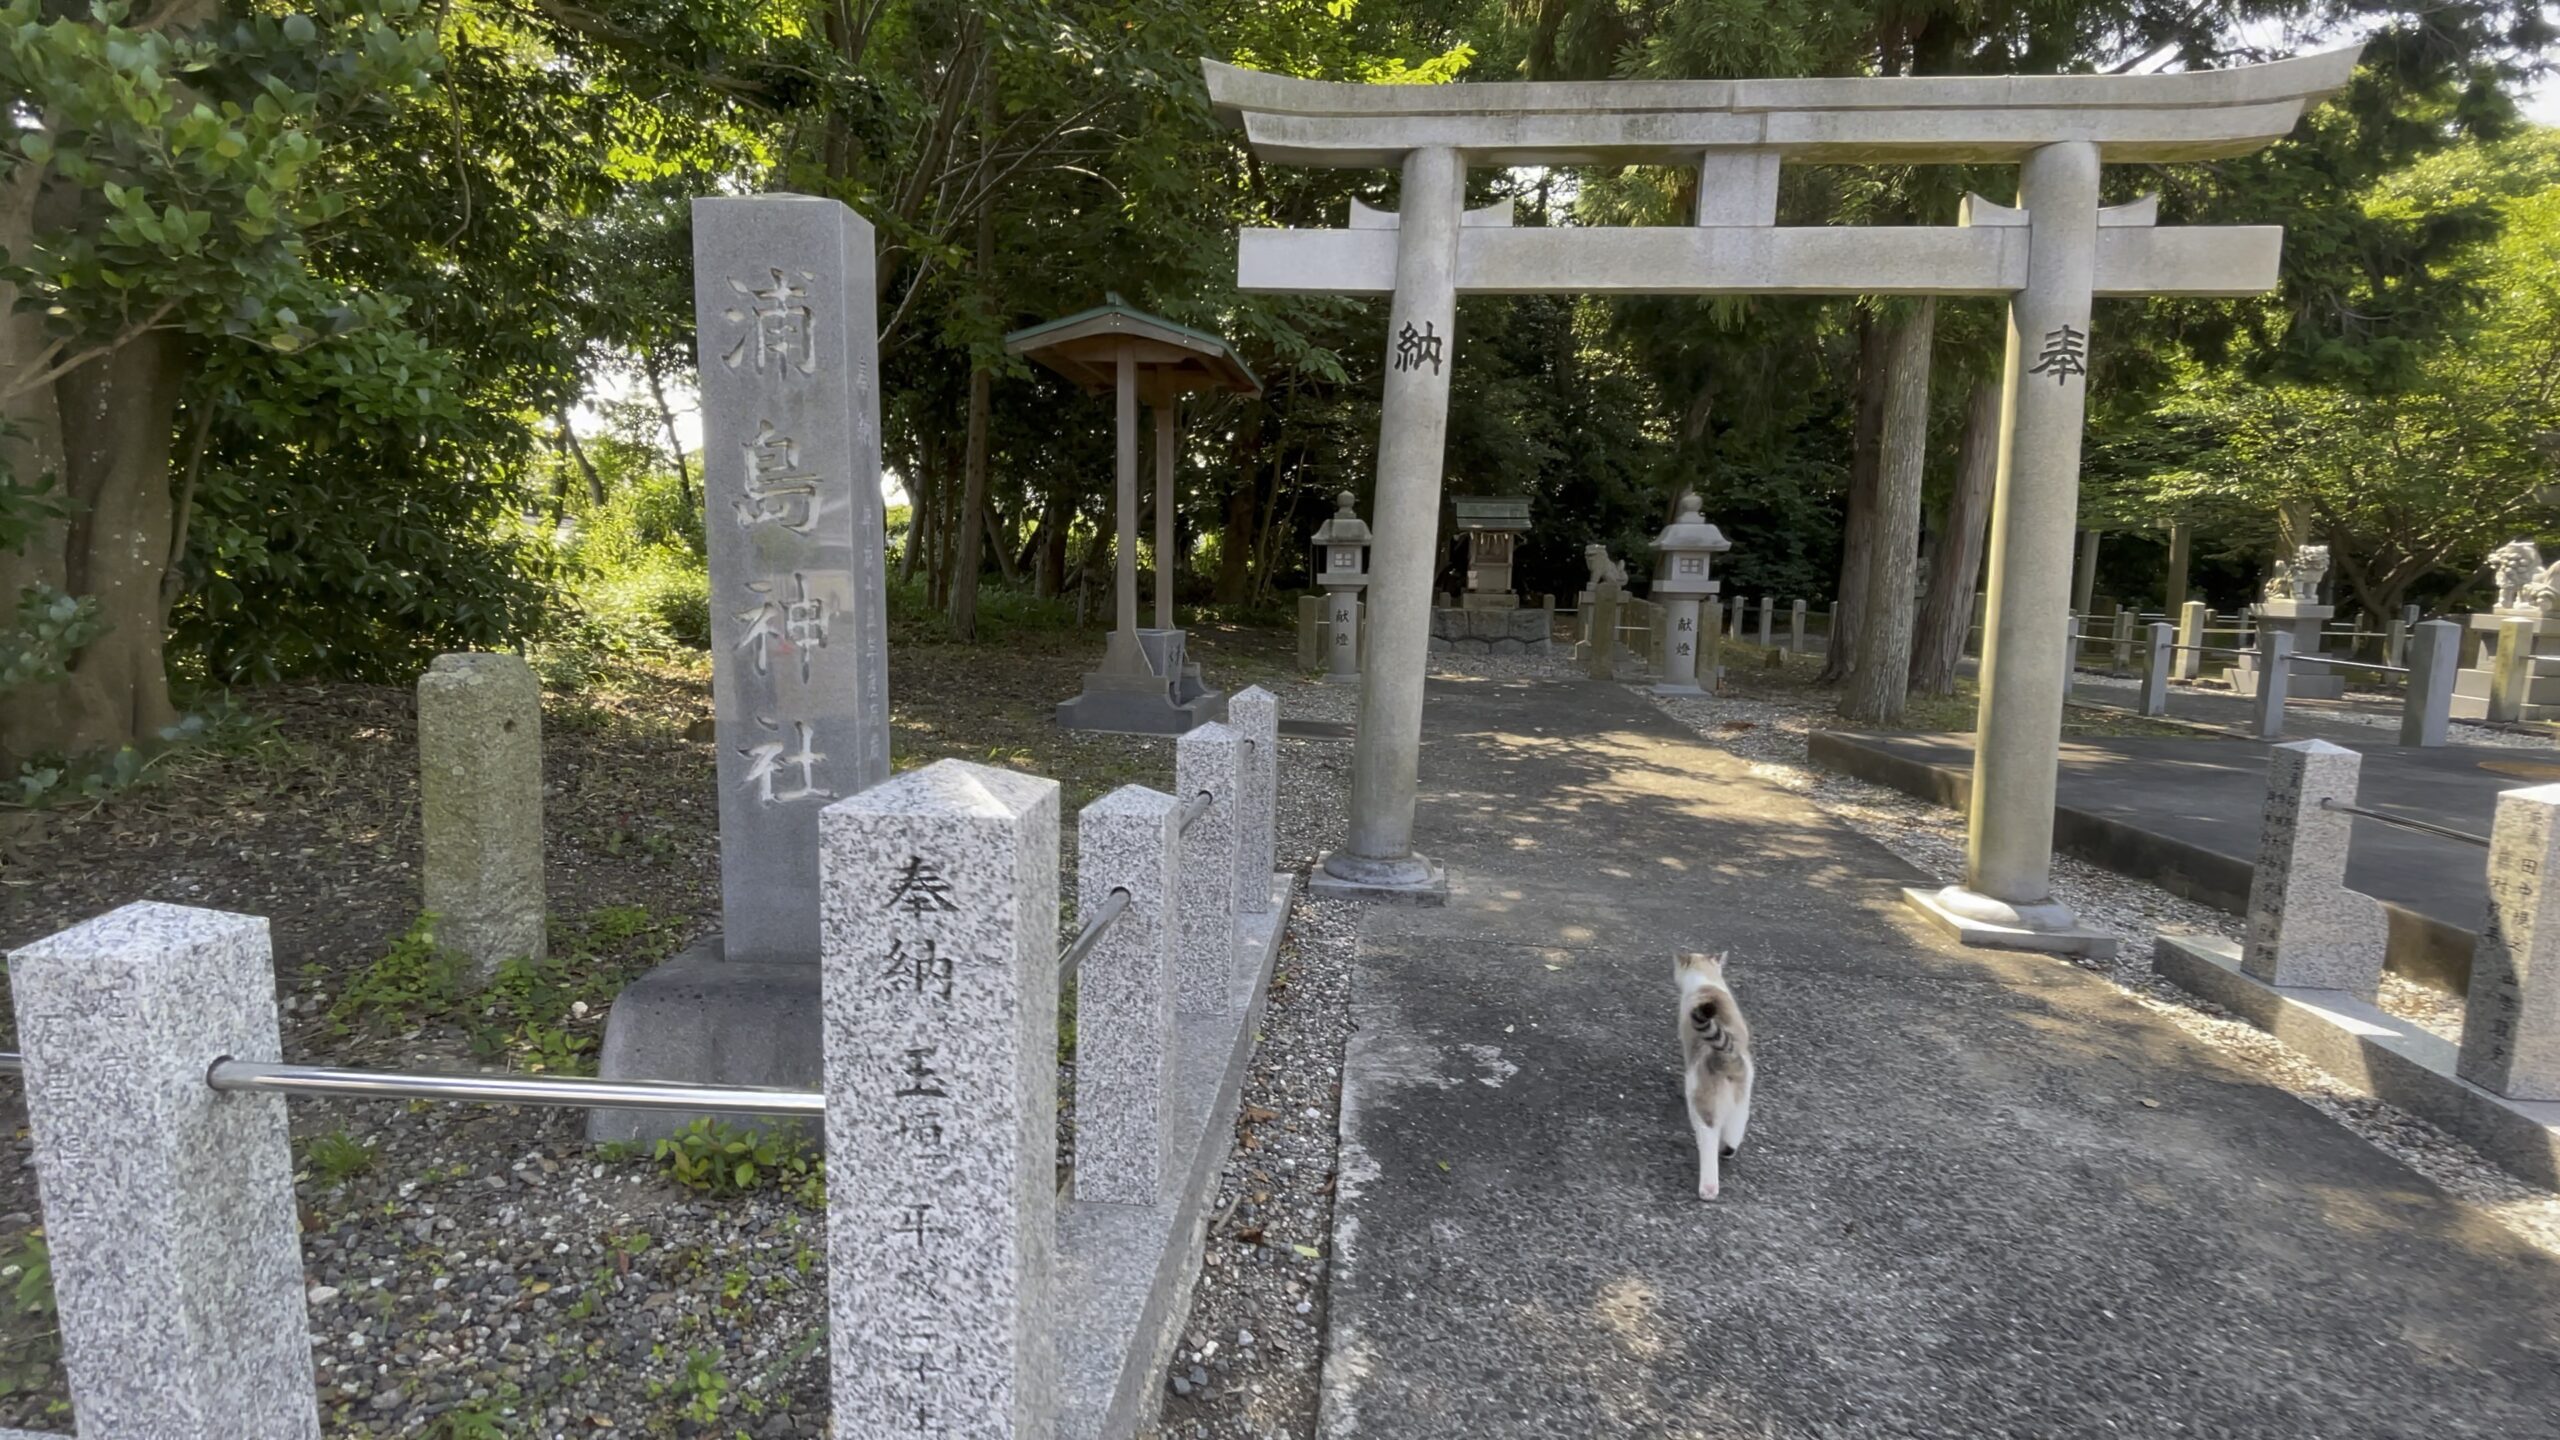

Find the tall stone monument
[[594, 193, 892, 1140]]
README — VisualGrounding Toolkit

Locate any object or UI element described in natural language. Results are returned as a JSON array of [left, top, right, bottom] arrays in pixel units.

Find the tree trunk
[[1908, 377, 1998, 695], [986, 497, 1019, 586], [0, 331, 188, 768], [640, 349, 694, 512], [1818, 310, 1890, 682], [1840, 297, 1936, 723], [556, 407, 605, 506], [1036, 493, 1069, 598], [950, 362, 991, 639], [898, 480, 926, 584]]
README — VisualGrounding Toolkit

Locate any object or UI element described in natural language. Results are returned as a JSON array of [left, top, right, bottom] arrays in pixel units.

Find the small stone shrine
[[2452, 538, 2560, 723], [1007, 296, 1261, 735], [1449, 495, 1530, 608], [2228, 543, 2344, 700]]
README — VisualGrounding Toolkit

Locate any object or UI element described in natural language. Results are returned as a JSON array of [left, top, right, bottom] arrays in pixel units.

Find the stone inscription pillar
[[695, 195, 891, 964], [1323, 145, 1463, 900], [1945, 140, 2100, 936], [2460, 782, 2560, 1099]]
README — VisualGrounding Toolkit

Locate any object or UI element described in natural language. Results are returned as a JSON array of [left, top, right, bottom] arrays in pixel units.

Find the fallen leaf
[[2138, 1098, 2161, 1109], [1291, 1243, 1321, 1259], [1243, 1106, 1279, 1124]]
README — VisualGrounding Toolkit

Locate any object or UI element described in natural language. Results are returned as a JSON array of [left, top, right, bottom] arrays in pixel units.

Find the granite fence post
[[2140, 623, 2173, 716], [819, 759, 1061, 1438], [1073, 786, 1181, 1205], [8, 902, 319, 1439], [2062, 611, 2079, 702], [1228, 686, 1278, 915], [2490, 616, 2537, 724], [2110, 606, 2135, 671], [1297, 595, 1323, 670], [2252, 629, 2292, 741], [2403, 619, 2459, 747], [1701, 600, 1725, 692], [1788, 600, 1806, 654], [418, 652, 545, 979], [2460, 783, 2560, 1099], [1756, 595, 1773, 648], [2173, 600, 2207, 682], [2385, 617, 2408, 670], [1174, 721, 1242, 1012], [2241, 740, 2387, 994]]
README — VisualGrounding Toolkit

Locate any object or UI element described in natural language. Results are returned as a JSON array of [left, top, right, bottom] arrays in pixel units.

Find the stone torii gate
[[1209, 49, 2358, 951]]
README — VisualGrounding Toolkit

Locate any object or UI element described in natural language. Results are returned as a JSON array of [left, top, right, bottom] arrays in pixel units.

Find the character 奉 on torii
[[1208, 48, 2360, 955]]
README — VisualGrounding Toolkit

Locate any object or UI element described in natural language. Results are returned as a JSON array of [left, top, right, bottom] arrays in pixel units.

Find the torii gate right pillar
[[1907, 140, 2117, 956]]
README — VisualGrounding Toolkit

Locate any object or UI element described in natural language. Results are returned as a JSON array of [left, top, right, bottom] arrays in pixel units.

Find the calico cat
[[1676, 951, 1755, 1201]]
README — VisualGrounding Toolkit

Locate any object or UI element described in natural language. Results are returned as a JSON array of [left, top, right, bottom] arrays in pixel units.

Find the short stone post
[[2385, 616, 2407, 670], [2252, 628, 2292, 740], [8, 903, 320, 1438], [1175, 721, 1242, 1012], [819, 760, 1061, 1436], [2461, 784, 2560, 1099], [418, 652, 544, 978], [1297, 594, 1323, 669], [1229, 686, 1278, 914], [1756, 595, 1773, 648], [1073, 786, 1181, 1205], [2110, 606, 2135, 671], [2241, 741, 2387, 993], [1731, 594, 1746, 639], [2402, 619, 2459, 747], [1586, 585, 1622, 680], [2062, 611, 2079, 702], [2490, 616, 2536, 724], [1788, 600, 1806, 654], [2173, 600, 2207, 682], [1701, 601, 1725, 692], [2140, 623, 2173, 716], [1325, 592, 1361, 684]]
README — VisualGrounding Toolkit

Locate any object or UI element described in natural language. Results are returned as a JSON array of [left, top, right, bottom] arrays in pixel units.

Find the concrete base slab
[[588, 941, 821, 1145], [1901, 885, 2121, 958], [1057, 670, 1228, 736], [1310, 851, 1448, 905], [2153, 932, 2560, 1188], [1057, 873, 1289, 1440]]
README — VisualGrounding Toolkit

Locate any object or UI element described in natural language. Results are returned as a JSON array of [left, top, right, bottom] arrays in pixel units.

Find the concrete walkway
[[1320, 676, 2560, 1439]]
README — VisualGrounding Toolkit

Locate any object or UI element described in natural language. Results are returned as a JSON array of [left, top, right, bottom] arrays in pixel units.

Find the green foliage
[[561, 466, 709, 653], [303, 1130, 376, 1184], [331, 906, 677, 1074], [0, 1231, 56, 1398], [0, 586, 105, 694], [649, 1119, 823, 1207]]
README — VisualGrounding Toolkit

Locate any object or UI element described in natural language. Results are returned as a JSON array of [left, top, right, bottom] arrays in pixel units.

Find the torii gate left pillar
[[1210, 50, 2359, 922]]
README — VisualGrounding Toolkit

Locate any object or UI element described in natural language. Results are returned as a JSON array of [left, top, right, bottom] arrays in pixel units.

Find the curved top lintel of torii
[[1203, 47, 2362, 169]]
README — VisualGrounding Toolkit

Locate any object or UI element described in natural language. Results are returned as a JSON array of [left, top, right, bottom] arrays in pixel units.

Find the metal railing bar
[[1178, 789, 1213, 834], [2317, 798, 2490, 849], [1058, 887, 1131, 982], [0, 1051, 824, 1116]]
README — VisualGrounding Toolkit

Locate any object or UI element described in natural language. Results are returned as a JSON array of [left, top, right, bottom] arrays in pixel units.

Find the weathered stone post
[[418, 652, 545, 979], [2252, 628, 2292, 740], [2062, 611, 2080, 702], [1925, 140, 2107, 951], [2174, 600, 2207, 682], [1176, 721, 1243, 1011], [1756, 595, 1773, 648], [1228, 686, 1279, 914], [1326, 594, 1361, 683], [2490, 616, 2537, 724], [1297, 594, 1323, 670], [2140, 623, 2173, 716], [1585, 584, 1622, 680], [2403, 619, 2459, 747], [1319, 145, 1462, 902], [819, 760, 1060, 1437], [9, 903, 319, 1438], [1073, 786, 1181, 1205], [1789, 599, 1806, 654], [1701, 601, 1725, 692], [2110, 606, 2135, 671], [2458, 783, 2560, 1099], [2385, 616, 2408, 670], [2241, 741, 2386, 993]]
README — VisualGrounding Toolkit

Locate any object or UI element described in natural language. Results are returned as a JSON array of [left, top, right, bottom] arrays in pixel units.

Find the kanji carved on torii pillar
[[1209, 48, 2359, 949]]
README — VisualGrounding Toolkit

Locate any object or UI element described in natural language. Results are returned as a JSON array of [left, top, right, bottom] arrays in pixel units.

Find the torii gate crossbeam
[[1212, 50, 2358, 956]]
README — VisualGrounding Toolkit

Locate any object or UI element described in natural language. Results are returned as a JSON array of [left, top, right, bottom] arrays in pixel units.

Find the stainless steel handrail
[[0, 1052, 822, 1116], [1058, 887, 1131, 981], [2317, 798, 2490, 849]]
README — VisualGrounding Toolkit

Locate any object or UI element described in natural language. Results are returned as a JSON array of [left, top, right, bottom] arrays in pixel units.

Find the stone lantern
[[1648, 491, 1731, 696], [1311, 491, 1371, 684]]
